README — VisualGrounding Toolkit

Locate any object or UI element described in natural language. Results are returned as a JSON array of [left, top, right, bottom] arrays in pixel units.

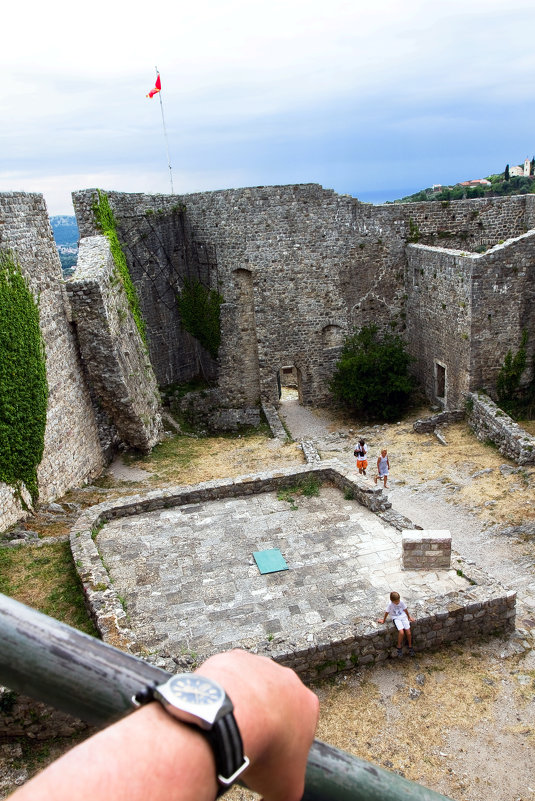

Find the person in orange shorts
[[354, 438, 368, 475]]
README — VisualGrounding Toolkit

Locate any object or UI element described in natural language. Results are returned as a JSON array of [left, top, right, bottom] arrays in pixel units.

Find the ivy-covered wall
[[0, 252, 48, 504], [0, 193, 105, 533]]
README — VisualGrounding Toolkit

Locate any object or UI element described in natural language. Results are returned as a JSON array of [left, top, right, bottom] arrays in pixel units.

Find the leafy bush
[[329, 325, 415, 421]]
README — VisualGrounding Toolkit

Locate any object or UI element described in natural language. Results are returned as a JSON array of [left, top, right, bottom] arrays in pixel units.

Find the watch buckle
[[217, 755, 250, 787]]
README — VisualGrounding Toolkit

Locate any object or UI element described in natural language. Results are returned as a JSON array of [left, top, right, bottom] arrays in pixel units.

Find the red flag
[[146, 74, 161, 98]]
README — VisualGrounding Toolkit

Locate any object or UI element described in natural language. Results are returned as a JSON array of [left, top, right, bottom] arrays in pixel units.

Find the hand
[[197, 650, 319, 801], [377, 619, 385, 624]]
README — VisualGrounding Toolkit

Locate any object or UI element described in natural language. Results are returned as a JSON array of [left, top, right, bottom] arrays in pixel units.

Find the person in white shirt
[[378, 591, 415, 656], [354, 438, 368, 475]]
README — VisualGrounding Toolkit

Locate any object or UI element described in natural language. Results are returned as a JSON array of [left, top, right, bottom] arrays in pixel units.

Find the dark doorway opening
[[435, 362, 446, 401]]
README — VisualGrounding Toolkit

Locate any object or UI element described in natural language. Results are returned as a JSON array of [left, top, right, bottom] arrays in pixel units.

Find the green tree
[[329, 325, 415, 421], [504, 164, 510, 181], [496, 330, 528, 414]]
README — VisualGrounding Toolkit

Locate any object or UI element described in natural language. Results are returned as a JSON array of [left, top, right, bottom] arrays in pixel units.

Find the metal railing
[[0, 593, 453, 801]]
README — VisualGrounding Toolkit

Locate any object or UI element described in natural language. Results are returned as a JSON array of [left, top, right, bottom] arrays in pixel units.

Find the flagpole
[[155, 66, 174, 194]]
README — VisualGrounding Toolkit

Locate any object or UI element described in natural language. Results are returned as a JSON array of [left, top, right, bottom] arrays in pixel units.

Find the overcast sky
[[1, 0, 534, 215]]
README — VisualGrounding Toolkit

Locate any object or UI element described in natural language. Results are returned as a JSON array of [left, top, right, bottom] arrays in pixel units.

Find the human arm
[[405, 608, 415, 622], [8, 649, 319, 801], [377, 611, 389, 624]]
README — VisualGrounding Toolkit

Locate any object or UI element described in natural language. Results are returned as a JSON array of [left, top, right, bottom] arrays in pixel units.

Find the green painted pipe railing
[[0, 593, 453, 801]]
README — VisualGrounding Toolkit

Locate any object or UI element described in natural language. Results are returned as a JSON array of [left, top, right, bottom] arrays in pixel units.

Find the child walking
[[378, 591, 415, 656], [354, 438, 368, 475], [375, 448, 390, 488]]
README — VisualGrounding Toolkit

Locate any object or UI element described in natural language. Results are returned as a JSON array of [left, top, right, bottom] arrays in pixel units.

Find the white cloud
[[1, 0, 534, 213]]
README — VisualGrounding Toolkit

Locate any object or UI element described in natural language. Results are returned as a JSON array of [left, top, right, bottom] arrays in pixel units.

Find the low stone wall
[[467, 392, 535, 464], [261, 402, 288, 440], [402, 530, 452, 569], [413, 410, 465, 433], [277, 588, 516, 682], [0, 686, 89, 740]]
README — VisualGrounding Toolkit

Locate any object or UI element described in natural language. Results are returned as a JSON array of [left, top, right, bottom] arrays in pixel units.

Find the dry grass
[[314, 648, 500, 786]]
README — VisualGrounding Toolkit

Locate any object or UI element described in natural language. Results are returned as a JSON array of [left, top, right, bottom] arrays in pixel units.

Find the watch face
[[156, 673, 233, 728], [169, 674, 224, 706]]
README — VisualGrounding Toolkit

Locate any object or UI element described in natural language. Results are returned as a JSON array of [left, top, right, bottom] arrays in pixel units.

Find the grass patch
[[0, 542, 97, 636], [277, 475, 322, 509]]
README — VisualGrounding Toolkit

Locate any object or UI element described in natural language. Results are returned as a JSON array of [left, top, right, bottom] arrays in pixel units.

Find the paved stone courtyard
[[96, 486, 469, 656]]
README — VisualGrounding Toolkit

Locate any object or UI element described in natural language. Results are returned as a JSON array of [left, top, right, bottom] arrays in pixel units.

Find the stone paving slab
[[95, 486, 469, 656]]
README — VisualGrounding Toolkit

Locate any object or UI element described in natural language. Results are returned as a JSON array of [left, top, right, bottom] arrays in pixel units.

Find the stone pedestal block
[[402, 530, 451, 569]]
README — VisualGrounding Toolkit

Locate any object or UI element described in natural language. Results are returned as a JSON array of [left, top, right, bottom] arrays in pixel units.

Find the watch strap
[[132, 682, 249, 796], [204, 712, 250, 795]]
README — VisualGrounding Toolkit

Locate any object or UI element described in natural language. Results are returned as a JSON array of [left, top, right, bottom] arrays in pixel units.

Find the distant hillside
[[50, 215, 78, 274], [391, 169, 535, 204]]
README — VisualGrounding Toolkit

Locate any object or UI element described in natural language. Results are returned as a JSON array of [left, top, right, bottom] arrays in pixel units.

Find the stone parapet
[[272, 588, 516, 682], [402, 530, 452, 569], [0, 193, 105, 533]]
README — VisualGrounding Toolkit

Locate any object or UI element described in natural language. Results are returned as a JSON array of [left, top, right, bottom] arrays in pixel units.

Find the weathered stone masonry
[[74, 187, 535, 414], [0, 194, 105, 532], [2, 186, 535, 530], [0, 195, 163, 533]]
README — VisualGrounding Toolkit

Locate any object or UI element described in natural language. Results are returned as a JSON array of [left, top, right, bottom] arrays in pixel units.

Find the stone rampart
[[406, 229, 535, 408], [467, 392, 535, 464], [73, 187, 535, 414], [0, 193, 105, 532], [66, 236, 162, 451]]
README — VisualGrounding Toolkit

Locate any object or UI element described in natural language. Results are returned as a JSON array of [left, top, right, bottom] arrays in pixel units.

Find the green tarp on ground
[[253, 548, 289, 574]]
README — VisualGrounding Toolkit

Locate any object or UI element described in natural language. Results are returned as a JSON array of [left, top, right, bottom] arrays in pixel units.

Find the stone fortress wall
[[0, 194, 105, 531], [74, 187, 535, 414], [1, 186, 535, 531]]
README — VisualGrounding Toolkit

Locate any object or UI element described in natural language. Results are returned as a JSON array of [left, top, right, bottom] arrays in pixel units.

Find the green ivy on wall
[[177, 278, 223, 359], [92, 190, 147, 345], [0, 252, 48, 505]]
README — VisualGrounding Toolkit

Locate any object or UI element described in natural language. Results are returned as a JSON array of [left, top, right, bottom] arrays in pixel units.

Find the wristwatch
[[132, 673, 250, 795]]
